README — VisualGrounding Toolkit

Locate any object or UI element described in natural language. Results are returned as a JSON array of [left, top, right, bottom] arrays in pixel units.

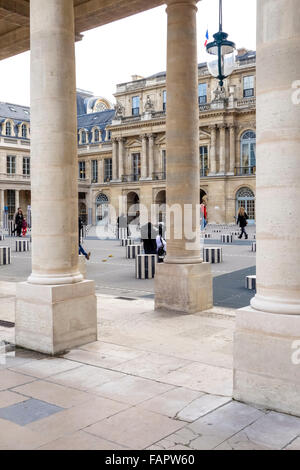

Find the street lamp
[[206, 0, 236, 87]]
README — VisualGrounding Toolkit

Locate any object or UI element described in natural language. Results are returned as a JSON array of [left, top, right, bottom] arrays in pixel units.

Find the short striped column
[[204, 234, 211, 239], [16, 240, 30, 252], [221, 234, 233, 243], [120, 239, 135, 247], [126, 244, 142, 259], [135, 254, 157, 279], [118, 228, 127, 239], [8, 221, 15, 237], [245, 275, 256, 290], [203, 247, 223, 264], [0, 234, 5, 241], [0, 247, 11, 265], [251, 242, 256, 252]]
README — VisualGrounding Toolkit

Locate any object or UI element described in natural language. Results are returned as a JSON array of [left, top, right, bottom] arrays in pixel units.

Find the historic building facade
[[0, 49, 256, 227]]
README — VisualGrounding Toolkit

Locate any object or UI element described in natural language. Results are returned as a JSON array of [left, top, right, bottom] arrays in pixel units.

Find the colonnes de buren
[[0, 0, 299, 418]]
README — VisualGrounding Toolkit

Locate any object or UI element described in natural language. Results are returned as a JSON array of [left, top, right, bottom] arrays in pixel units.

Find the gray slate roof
[[0, 102, 30, 122]]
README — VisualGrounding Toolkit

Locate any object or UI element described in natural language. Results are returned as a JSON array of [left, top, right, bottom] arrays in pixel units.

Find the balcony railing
[[122, 174, 140, 182], [235, 166, 256, 176], [0, 173, 31, 181], [152, 172, 166, 181], [200, 168, 209, 177]]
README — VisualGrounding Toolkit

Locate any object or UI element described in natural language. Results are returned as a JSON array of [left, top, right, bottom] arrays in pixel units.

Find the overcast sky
[[0, 0, 256, 107]]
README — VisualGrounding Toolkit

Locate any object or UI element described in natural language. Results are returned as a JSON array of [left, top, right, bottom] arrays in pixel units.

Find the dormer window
[[94, 128, 100, 142], [22, 124, 27, 139], [6, 121, 12, 136]]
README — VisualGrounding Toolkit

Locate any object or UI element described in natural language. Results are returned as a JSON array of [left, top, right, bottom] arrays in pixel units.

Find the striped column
[[203, 247, 223, 264], [136, 254, 157, 279], [0, 235, 5, 241], [251, 242, 256, 252], [221, 234, 233, 243], [245, 275, 256, 290], [0, 247, 11, 265], [118, 228, 127, 240], [121, 239, 135, 247], [204, 234, 211, 239], [126, 245, 142, 259], [16, 240, 30, 252]]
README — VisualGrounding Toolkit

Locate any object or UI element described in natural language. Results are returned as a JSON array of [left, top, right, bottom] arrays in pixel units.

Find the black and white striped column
[[126, 244, 142, 259], [135, 254, 156, 279], [245, 275, 256, 290], [8, 221, 16, 237], [251, 242, 256, 252], [118, 228, 128, 240], [204, 234, 211, 239], [16, 240, 30, 252], [0, 247, 11, 265], [0, 234, 5, 241], [203, 247, 223, 263], [221, 234, 233, 243], [121, 239, 135, 247]]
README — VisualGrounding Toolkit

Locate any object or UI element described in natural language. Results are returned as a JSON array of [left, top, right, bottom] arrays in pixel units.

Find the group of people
[[12, 208, 28, 237]]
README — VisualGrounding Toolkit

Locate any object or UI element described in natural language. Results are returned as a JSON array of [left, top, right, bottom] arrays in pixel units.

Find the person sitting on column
[[237, 207, 249, 239], [78, 216, 91, 260], [13, 208, 24, 237], [141, 222, 157, 254], [156, 224, 166, 263]]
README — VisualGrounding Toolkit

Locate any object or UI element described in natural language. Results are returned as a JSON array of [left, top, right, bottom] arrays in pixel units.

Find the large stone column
[[0, 189, 4, 226], [208, 125, 217, 175], [15, 0, 97, 355], [218, 124, 226, 174], [155, 0, 212, 314], [228, 125, 235, 175], [112, 138, 118, 181], [148, 134, 155, 179], [118, 138, 124, 180], [140, 135, 148, 180], [233, 0, 300, 416]]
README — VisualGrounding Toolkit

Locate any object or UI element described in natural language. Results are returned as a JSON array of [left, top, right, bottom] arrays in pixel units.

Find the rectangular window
[[78, 161, 86, 180], [91, 160, 98, 183], [7, 155, 16, 175], [198, 83, 207, 104], [132, 96, 140, 116], [104, 158, 112, 182], [163, 91, 167, 112], [243, 76, 255, 97], [132, 153, 141, 181], [200, 146, 208, 176], [23, 157, 30, 176]]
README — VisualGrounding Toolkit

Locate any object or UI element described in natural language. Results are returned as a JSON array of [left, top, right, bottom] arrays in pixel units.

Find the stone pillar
[[148, 134, 155, 179], [15, 189, 20, 212], [112, 138, 118, 181], [140, 135, 148, 180], [218, 124, 226, 174], [15, 0, 97, 355], [118, 138, 124, 180], [0, 189, 4, 226], [155, 0, 212, 314], [208, 125, 217, 175], [233, 0, 300, 417], [228, 125, 235, 175]]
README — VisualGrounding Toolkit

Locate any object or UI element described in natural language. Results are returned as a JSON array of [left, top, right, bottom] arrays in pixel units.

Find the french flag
[[204, 29, 209, 47]]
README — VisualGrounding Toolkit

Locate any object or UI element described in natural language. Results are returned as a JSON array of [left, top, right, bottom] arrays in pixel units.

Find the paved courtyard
[[0, 234, 299, 450]]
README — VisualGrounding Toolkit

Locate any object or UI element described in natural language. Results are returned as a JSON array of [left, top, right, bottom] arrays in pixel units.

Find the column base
[[155, 262, 213, 314], [233, 306, 300, 417], [15, 280, 97, 355]]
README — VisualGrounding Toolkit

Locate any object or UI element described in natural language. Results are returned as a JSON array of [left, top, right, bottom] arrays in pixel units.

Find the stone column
[[0, 189, 4, 226], [218, 124, 226, 174], [208, 125, 217, 175], [155, 0, 212, 314], [228, 125, 235, 175], [148, 134, 155, 179], [15, 189, 20, 212], [15, 0, 97, 355], [140, 135, 148, 180], [118, 138, 124, 180], [233, 0, 300, 417], [112, 138, 118, 181]]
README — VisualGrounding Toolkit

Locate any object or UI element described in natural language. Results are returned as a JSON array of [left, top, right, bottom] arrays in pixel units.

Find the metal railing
[[235, 166, 256, 176], [152, 172, 166, 181], [122, 174, 141, 182]]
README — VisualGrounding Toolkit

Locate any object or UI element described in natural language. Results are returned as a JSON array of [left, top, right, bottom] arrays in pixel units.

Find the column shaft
[[29, 0, 81, 285], [209, 126, 217, 174], [112, 139, 118, 181], [148, 134, 154, 179], [141, 135, 148, 179], [228, 125, 235, 175], [15, 190, 20, 212], [118, 138, 124, 180], [218, 125, 226, 174]]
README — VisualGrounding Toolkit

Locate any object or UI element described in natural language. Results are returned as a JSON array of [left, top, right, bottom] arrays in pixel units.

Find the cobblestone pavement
[[0, 295, 299, 450]]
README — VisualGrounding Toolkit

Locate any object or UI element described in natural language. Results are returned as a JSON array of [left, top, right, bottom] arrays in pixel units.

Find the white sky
[[0, 0, 256, 107]]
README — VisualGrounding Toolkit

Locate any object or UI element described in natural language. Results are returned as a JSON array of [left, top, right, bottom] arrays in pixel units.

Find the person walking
[[237, 207, 249, 239], [78, 216, 91, 260], [14, 208, 24, 237], [156, 224, 166, 263], [141, 222, 157, 254]]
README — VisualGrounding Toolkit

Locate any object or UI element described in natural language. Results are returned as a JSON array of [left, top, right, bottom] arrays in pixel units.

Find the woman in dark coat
[[14, 208, 24, 237], [237, 207, 249, 239]]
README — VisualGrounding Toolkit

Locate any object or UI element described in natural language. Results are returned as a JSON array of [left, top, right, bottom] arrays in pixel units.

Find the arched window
[[6, 121, 12, 136], [22, 124, 27, 138], [96, 193, 109, 222], [240, 130, 256, 174], [94, 128, 100, 142], [236, 187, 255, 222]]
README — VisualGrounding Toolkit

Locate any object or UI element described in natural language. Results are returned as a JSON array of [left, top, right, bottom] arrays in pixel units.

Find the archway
[[236, 187, 255, 223], [200, 189, 207, 204], [96, 193, 109, 222], [155, 190, 166, 223], [127, 191, 139, 224], [79, 202, 87, 224]]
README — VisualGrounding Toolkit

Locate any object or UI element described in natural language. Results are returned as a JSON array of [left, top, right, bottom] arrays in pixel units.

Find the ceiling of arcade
[[0, 0, 164, 61]]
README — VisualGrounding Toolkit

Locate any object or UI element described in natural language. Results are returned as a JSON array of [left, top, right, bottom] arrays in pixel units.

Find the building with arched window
[[0, 50, 256, 226]]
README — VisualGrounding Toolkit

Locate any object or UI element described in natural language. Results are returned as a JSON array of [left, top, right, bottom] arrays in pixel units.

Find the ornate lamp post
[[206, 0, 236, 87]]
